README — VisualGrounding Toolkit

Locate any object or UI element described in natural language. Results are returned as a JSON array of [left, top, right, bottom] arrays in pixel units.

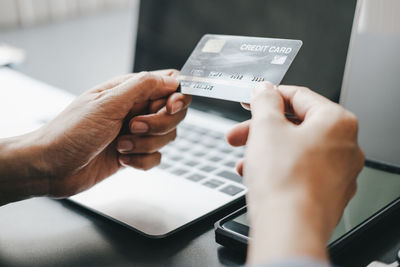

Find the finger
[[245, 82, 287, 161], [149, 98, 167, 113], [130, 71, 179, 114], [226, 120, 250, 147], [166, 92, 192, 115], [118, 152, 161, 170], [236, 159, 244, 176], [110, 72, 179, 106], [285, 114, 302, 125], [250, 82, 286, 125], [150, 69, 179, 78], [117, 130, 177, 154], [278, 85, 334, 121], [90, 70, 179, 93], [349, 181, 358, 199], [130, 107, 187, 134], [242, 100, 296, 116], [130, 101, 149, 115]]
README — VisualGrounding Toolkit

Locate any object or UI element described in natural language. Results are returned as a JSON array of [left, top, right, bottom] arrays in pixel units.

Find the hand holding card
[[178, 34, 302, 103]]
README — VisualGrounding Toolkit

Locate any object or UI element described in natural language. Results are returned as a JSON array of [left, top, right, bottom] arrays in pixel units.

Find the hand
[[0, 70, 191, 204], [226, 82, 364, 264]]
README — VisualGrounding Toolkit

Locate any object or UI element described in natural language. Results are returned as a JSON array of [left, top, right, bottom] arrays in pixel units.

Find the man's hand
[[0, 69, 191, 204], [226, 82, 364, 264]]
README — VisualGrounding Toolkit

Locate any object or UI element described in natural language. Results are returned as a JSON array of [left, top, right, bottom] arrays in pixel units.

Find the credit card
[[178, 34, 302, 103]]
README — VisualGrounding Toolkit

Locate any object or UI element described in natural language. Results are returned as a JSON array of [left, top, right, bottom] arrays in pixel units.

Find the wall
[[0, 0, 138, 29]]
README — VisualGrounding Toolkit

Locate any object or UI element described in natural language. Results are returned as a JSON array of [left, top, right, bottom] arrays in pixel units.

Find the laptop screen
[[340, 0, 400, 170], [133, 0, 357, 121]]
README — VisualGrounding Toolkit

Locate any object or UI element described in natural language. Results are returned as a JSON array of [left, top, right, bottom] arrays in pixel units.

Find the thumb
[[244, 82, 287, 183], [109, 72, 179, 105], [250, 82, 286, 124]]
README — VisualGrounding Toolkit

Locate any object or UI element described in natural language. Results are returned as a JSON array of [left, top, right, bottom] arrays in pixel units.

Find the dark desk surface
[[1, 196, 400, 267], [0, 197, 246, 267]]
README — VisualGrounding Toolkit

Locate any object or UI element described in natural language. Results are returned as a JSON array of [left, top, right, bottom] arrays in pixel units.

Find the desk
[[0, 68, 400, 267], [1, 198, 400, 267]]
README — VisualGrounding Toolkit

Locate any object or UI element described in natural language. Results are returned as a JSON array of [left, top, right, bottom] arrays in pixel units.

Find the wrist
[[247, 188, 330, 265], [0, 130, 51, 205]]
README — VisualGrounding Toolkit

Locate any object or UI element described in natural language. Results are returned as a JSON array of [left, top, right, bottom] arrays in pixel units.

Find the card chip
[[202, 39, 226, 53]]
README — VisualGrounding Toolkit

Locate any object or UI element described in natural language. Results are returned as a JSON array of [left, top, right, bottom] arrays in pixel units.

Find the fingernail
[[119, 155, 130, 165], [171, 101, 184, 114], [117, 140, 134, 152], [131, 121, 149, 133], [163, 76, 179, 89]]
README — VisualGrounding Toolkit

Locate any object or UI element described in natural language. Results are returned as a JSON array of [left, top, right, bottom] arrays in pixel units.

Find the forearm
[[248, 189, 330, 265], [0, 131, 49, 206]]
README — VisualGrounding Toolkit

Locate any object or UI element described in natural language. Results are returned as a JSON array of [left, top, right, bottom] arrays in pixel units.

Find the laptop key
[[203, 179, 224, 189], [188, 138, 200, 144], [158, 163, 171, 170], [224, 161, 236, 168], [171, 168, 189, 176], [235, 151, 244, 158], [191, 125, 206, 135], [220, 185, 244, 196], [170, 155, 183, 161], [204, 143, 215, 149], [200, 165, 217, 173], [186, 173, 206, 182], [193, 151, 206, 157], [208, 156, 222, 162], [209, 131, 224, 139], [203, 182, 218, 188], [184, 160, 199, 167], [217, 170, 242, 183], [178, 147, 190, 152], [220, 148, 233, 154]]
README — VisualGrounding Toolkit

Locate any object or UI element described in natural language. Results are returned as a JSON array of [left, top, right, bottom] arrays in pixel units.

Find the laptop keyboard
[[159, 122, 246, 197]]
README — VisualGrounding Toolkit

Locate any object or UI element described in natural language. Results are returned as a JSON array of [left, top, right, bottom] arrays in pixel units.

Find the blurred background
[[0, 0, 139, 95]]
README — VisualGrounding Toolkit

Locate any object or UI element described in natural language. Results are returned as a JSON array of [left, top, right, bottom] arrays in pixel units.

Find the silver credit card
[[178, 34, 302, 103]]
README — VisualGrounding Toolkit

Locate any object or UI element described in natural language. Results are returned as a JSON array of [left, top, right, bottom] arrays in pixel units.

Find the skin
[[227, 82, 365, 264], [0, 69, 191, 206]]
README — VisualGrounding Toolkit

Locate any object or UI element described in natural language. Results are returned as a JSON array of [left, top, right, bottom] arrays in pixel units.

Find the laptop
[[70, 0, 358, 237], [340, 0, 400, 171]]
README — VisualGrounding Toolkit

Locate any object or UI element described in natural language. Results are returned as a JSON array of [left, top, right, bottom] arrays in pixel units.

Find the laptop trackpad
[[70, 168, 234, 237]]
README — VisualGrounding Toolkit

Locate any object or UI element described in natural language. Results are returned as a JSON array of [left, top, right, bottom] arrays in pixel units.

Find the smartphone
[[215, 166, 400, 256]]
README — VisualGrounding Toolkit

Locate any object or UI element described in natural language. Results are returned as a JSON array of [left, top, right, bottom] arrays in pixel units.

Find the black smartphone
[[215, 166, 400, 256]]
